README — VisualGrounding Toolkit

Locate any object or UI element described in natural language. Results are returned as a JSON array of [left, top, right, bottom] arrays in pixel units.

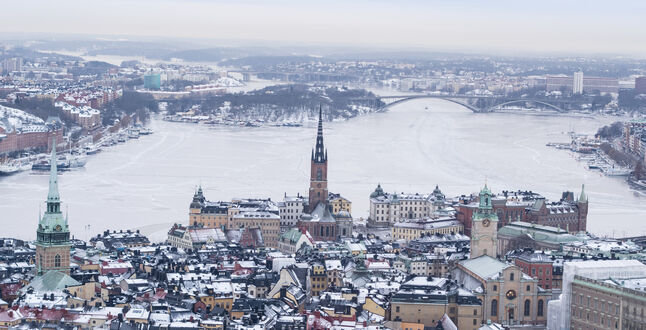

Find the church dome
[[336, 210, 352, 219], [370, 183, 384, 198]]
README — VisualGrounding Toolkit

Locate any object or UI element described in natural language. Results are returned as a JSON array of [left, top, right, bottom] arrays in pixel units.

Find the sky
[[1, 0, 645, 56]]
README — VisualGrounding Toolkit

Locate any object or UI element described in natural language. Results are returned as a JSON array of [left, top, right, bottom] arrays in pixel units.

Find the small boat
[[32, 160, 70, 171], [128, 129, 140, 139], [587, 161, 601, 170], [117, 135, 127, 143], [0, 163, 20, 176], [139, 127, 153, 135], [66, 154, 87, 168], [83, 144, 101, 155], [604, 167, 631, 176]]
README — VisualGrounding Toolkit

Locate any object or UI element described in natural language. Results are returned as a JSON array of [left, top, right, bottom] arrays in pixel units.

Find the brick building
[[0, 125, 62, 155], [457, 187, 588, 235], [511, 251, 556, 290]]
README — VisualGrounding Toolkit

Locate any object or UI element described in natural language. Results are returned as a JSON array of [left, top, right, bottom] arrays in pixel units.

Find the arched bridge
[[357, 94, 579, 113]]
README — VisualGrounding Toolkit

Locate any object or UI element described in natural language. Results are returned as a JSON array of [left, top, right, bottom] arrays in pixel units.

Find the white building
[[547, 259, 646, 330], [368, 184, 446, 227], [279, 195, 306, 229], [167, 225, 227, 250], [573, 71, 584, 94]]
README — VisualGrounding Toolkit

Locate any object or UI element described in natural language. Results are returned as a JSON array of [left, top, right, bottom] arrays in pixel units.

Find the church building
[[35, 140, 71, 275], [297, 107, 352, 241]]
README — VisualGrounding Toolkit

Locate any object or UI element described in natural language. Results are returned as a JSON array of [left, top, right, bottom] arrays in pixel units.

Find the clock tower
[[35, 139, 71, 275], [470, 184, 499, 259]]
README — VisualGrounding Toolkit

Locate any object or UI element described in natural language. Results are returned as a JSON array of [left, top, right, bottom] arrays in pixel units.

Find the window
[[538, 300, 544, 317], [396, 306, 400, 313], [473, 319, 477, 325], [54, 254, 61, 268], [510, 272, 514, 281], [526, 285, 531, 292], [493, 285, 497, 291], [524, 299, 531, 316], [473, 309, 477, 316], [491, 299, 498, 316]]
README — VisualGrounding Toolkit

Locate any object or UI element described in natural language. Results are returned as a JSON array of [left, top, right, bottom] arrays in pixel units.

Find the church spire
[[47, 139, 60, 209], [578, 184, 587, 203], [312, 105, 326, 163]]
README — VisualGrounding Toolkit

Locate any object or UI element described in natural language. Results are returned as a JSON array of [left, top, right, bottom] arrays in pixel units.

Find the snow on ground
[[0, 105, 44, 131]]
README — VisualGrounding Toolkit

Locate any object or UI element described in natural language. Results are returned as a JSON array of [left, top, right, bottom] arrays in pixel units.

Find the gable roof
[[23, 270, 81, 293], [458, 255, 509, 280]]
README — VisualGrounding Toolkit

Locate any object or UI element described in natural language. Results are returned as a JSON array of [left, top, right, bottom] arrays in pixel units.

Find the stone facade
[[570, 275, 646, 329], [391, 218, 463, 241], [453, 256, 549, 326], [368, 184, 445, 227]]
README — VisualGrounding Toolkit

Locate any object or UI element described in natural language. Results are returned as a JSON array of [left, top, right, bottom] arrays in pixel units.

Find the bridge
[[356, 94, 585, 113]]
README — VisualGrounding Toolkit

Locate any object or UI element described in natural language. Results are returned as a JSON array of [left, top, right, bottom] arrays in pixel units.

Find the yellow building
[[232, 211, 280, 248], [189, 188, 230, 229], [311, 263, 327, 297], [392, 218, 463, 241], [329, 193, 352, 214], [363, 295, 387, 318], [389, 277, 482, 330], [452, 255, 549, 326]]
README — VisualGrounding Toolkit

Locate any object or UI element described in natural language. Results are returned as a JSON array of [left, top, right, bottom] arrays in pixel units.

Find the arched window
[[491, 299, 498, 316], [538, 300, 544, 317], [326, 226, 330, 237], [320, 227, 324, 236], [54, 254, 61, 268], [317, 168, 322, 181], [510, 272, 515, 281], [524, 299, 531, 316]]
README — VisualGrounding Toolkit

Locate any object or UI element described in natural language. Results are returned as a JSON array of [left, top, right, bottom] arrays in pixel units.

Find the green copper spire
[[47, 139, 60, 206], [478, 183, 492, 210], [38, 138, 69, 238], [578, 184, 587, 203], [473, 183, 498, 222]]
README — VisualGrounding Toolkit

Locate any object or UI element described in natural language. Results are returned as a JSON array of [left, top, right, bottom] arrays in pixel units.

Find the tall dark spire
[[312, 105, 326, 163]]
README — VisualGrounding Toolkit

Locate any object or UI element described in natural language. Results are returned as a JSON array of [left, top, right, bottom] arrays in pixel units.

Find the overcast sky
[[1, 0, 645, 56]]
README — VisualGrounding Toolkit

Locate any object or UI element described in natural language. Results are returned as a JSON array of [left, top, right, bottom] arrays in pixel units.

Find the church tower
[[309, 106, 328, 213], [470, 184, 499, 259], [35, 139, 71, 275]]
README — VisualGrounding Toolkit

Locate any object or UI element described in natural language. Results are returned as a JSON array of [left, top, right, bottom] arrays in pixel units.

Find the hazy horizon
[[1, 0, 645, 58]]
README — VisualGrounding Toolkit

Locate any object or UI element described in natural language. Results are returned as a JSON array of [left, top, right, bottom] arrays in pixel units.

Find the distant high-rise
[[1, 57, 22, 74], [573, 71, 584, 94], [143, 73, 161, 90]]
